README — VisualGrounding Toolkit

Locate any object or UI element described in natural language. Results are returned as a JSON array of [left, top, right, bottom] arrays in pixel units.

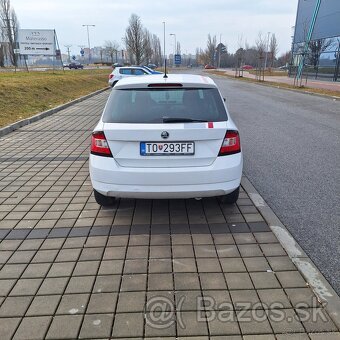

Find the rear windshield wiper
[[163, 117, 208, 123]]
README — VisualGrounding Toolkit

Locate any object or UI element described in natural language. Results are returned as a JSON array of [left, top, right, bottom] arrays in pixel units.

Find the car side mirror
[[223, 98, 226, 102]]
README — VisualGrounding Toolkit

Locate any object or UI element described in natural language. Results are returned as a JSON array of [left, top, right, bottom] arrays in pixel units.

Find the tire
[[94, 190, 115, 207], [218, 186, 240, 204]]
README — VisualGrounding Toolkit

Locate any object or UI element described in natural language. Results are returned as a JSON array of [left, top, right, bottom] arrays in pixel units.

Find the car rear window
[[102, 88, 228, 123]]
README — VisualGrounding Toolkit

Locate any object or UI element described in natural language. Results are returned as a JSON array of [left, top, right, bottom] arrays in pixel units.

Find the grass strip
[[0, 69, 109, 127], [248, 70, 288, 77]]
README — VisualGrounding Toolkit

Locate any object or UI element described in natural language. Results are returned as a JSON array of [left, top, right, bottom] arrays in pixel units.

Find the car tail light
[[218, 130, 241, 156], [91, 131, 112, 157], [109, 74, 114, 79]]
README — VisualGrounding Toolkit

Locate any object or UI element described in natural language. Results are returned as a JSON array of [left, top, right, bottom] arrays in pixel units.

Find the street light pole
[[218, 34, 222, 69], [264, 31, 271, 70], [163, 21, 168, 77], [170, 33, 176, 67], [82, 24, 95, 64], [64, 45, 72, 62]]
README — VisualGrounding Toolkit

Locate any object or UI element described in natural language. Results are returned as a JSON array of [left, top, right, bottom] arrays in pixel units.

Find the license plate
[[140, 142, 195, 156]]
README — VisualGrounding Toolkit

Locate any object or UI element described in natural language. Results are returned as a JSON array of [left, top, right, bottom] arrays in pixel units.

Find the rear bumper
[[89, 153, 242, 199], [92, 178, 241, 199]]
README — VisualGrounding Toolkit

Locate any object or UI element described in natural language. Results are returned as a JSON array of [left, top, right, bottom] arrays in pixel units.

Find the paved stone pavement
[[0, 91, 339, 339]]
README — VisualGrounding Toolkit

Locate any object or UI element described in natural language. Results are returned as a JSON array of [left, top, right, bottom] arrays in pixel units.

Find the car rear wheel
[[219, 186, 240, 204], [94, 190, 115, 206]]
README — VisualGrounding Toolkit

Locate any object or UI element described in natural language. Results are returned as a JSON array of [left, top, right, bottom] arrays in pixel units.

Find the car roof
[[116, 66, 149, 70], [114, 74, 217, 89], [112, 66, 152, 74]]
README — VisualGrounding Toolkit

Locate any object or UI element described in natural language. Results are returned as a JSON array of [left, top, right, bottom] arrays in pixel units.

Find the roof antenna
[[163, 21, 168, 78], [164, 59, 168, 78]]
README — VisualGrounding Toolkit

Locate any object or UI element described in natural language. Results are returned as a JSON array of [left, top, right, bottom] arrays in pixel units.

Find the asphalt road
[[206, 72, 340, 295]]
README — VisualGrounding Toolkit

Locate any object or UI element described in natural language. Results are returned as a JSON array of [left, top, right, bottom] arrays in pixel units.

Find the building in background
[[291, 0, 340, 81]]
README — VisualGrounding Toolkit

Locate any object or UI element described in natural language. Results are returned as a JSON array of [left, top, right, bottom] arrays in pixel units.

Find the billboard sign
[[294, 0, 340, 43], [18, 29, 55, 55]]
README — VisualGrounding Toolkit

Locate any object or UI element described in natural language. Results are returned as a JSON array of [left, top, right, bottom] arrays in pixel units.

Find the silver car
[[108, 66, 153, 87]]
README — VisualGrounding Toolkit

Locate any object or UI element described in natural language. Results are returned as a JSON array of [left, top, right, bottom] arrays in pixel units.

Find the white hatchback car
[[90, 74, 243, 206], [108, 66, 156, 87]]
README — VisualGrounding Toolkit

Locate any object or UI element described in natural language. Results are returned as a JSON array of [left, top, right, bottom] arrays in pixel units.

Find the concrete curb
[[241, 175, 340, 330], [0, 87, 110, 138]]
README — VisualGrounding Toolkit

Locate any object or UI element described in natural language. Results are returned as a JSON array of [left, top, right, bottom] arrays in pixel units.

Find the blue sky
[[11, 0, 298, 56]]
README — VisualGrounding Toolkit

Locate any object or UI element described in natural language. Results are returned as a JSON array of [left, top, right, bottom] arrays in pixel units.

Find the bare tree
[[235, 35, 245, 68], [124, 14, 146, 65], [151, 34, 162, 65], [104, 40, 120, 63], [308, 38, 334, 70], [195, 47, 202, 66], [205, 34, 217, 65], [277, 51, 291, 66], [244, 47, 258, 66], [235, 48, 244, 68], [255, 33, 266, 60], [269, 34, 278, 67], [0, 24, 5, 67], [197, 35, 218, 66], [0, 0, 19, 66], [143, 29, 153, 64], [254, 32, 267, 81]]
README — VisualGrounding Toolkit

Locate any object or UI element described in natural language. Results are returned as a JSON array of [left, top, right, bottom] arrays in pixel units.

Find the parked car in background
[[108, 66, 161, 87], [205, 64, 216, 69], [141, 65, 163, 74], [242, 65, 253, 70], [147, 63, 157, 69], [90, 74, 243, 206], [68, 62, 84, 69]]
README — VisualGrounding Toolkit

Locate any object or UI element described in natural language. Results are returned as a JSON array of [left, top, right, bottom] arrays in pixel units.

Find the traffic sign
[[174, 54, 181, 65], [72, 55, 76, 60], [18, 29, 55, 56], [80, 49, 84, 56]]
